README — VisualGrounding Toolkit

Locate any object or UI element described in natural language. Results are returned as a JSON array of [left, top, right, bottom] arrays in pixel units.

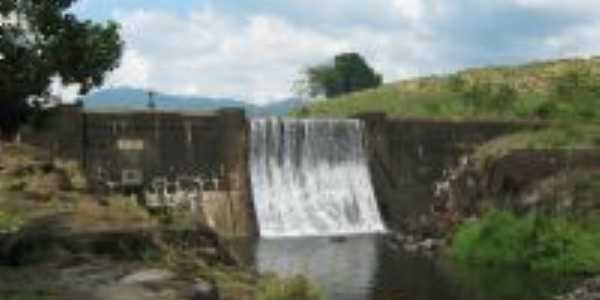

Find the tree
[[304, 52, 382, 98], [0, 0, 123, 139]]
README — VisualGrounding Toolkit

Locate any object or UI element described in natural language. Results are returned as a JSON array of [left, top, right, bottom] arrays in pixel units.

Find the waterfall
[[249, 118, 386, 238]]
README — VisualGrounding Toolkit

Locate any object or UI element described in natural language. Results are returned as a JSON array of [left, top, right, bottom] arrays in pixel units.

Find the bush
[[451, 211, 600, 273], [0, 210, 24, 233], [257, 274, 322, 300]]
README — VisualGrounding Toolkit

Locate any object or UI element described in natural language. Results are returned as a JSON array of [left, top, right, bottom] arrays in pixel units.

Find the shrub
[[0, 210, 24, 233], [257, 274, 322, 300], [451, 211, 600, 273]]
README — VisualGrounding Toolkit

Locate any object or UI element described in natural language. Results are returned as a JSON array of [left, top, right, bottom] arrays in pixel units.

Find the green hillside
[[293, 56, 600, 121]]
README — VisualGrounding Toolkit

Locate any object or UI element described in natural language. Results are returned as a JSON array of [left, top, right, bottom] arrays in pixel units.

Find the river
[[230, 235, 578, 300]]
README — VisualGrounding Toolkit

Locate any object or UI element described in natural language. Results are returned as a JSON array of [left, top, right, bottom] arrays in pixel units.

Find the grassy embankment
[[293, 56, 600, 122]]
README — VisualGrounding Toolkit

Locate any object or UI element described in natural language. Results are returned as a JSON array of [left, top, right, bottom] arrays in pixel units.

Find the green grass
[[0, 210, 24, 233], [451, 211, 600, 273], [295, 90, 476, 119], [293, 56, 600, 121], [193, 267, 321, 300], [256, 274, 322, 300]]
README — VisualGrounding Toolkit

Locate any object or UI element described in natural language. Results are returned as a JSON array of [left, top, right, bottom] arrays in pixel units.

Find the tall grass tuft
[[0, 210, 24, 233], [256, 274, 322, 300]]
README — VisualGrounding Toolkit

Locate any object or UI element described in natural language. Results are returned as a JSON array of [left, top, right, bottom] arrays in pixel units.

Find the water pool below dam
[[228, 235, 576, 300]]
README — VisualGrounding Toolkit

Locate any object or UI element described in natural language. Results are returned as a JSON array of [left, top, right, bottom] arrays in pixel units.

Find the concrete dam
[[26, 105, 530, 237]]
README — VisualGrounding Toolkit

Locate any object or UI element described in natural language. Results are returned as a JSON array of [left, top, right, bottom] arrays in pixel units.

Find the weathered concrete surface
[[29, 106, 582, 238], [359, 113, 539, 236], [23, 107, 256, 236], [82, 110, 224, 189], [20, 103, 84, 161], [441, 149, 600, 218], [202, 191, 254, 237]]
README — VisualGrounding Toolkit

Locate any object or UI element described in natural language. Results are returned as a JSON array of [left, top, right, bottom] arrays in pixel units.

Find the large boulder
[[556, 277, 600, 300], [189, 279, 219, 300]]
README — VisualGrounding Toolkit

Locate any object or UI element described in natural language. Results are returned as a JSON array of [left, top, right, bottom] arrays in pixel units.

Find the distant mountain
[[82, 87, 302, 116]]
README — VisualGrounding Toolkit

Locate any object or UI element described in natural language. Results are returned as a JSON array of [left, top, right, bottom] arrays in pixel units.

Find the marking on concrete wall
[[117, 139, 145, 151], [122, 169, 143, 186], [186, 121, 193, 145]]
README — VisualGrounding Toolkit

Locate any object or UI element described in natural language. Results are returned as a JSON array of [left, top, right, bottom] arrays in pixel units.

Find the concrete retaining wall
[[23, 107, 255, 237], [30, 106, 590, 237], [359, 113, 541, 234]]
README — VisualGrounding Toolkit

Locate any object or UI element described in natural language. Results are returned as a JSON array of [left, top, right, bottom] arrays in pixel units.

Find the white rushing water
[[249, 118, 386, 238]]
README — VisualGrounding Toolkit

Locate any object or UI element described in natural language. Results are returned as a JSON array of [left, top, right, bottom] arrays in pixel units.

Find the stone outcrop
[[0, 226, 236, 266], [201, 191, 254, 237], [434, 150, 600, 223], [556, 277, 600, 300]]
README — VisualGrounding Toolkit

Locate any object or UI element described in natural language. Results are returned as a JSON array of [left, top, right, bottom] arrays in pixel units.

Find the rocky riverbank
[[385, 231, 447, 254], [0, 143, 325, 300], [0, 143, 256, 300], [556, 277, 600, 300], [0, 214, 252, 300], [0, 261, 221, 300]]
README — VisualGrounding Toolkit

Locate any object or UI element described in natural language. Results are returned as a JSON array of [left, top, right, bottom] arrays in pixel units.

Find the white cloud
[[105, 7, 432, 104], [70, 0, 600, 104], [392, 0, 425, 21], [512, 0, 600, 12], [107, 48, 152, 89], [542, 20, 600, 57]]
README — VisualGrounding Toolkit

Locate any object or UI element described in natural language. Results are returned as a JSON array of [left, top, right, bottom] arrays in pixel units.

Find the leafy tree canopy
[[303, 52, 382, 99], [0, 0, 123, 138]]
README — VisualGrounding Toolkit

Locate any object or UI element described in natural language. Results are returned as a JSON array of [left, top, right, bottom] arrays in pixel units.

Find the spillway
[[249, 118, 386, 238]]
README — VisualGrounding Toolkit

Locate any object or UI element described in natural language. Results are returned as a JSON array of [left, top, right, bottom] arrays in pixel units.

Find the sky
[[61, 0, 600, 104]]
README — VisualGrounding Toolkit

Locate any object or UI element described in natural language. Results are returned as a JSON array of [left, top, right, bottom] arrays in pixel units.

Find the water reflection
[[256, 236, 377, 300], [234, 236, 577, 300]]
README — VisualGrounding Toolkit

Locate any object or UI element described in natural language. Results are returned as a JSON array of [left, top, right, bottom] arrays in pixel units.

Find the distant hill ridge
[[84, 87, 301, 117]]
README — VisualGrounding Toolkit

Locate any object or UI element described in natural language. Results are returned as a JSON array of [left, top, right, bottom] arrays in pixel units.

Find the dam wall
[[23, 106, 255, 237], [359, 113, 540, 235], [23, 106, 563, 237]]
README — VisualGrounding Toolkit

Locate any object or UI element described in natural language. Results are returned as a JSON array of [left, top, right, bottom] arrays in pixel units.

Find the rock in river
[[119, 269, 175, 285], [190, 278, 219, 300]]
